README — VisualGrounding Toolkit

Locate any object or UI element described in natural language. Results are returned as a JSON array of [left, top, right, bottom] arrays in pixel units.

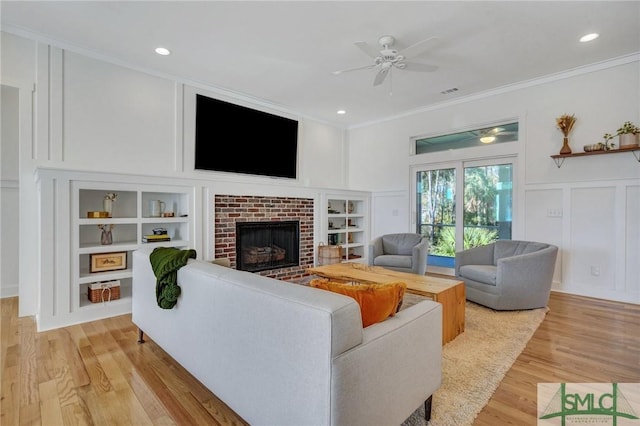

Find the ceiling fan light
[[480, 136, 496, 144]]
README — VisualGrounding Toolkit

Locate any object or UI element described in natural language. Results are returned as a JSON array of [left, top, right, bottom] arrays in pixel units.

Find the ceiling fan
[[332, 34, 439, 88], [475, 126, 518, 144]]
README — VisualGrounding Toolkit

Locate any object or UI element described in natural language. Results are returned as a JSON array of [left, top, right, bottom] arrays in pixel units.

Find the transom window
[[415, 122, 519, 155]]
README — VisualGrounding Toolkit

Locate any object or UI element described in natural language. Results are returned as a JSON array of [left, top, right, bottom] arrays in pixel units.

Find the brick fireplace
[[214, 195, 314, 280]]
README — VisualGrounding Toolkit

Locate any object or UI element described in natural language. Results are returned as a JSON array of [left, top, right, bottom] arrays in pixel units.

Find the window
[[415, 122, 518, 155], [415, 159, 514, 270]]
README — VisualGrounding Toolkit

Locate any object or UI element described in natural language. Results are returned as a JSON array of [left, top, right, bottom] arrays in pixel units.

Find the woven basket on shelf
[[88, 281, 121, 303], [318, 243, 342, 265]]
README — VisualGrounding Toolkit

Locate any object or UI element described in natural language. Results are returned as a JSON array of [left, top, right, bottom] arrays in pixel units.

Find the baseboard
[[1, 284, 19, 298]]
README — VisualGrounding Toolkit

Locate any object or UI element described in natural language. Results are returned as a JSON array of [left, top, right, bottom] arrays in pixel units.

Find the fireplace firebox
[[236, 221, 300, 273]]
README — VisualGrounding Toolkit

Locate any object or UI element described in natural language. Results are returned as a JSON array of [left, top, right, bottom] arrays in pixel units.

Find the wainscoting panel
[[569, 186, 617, 290], [625, 185, 639, 295]]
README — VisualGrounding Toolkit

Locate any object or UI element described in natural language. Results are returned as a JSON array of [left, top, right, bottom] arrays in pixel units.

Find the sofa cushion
[[309, 279, 406, 327], [381, 233, 422, 255], [459, 264, 497, 285], [494, 241, 547, 264], [373, 254, 412, 270]]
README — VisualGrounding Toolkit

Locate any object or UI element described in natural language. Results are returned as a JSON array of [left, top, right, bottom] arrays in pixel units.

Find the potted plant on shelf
[[616, 121, 639, 148]]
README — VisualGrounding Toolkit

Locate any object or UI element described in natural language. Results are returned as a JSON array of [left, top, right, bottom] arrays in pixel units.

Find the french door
[[414, 158, 514, 269]]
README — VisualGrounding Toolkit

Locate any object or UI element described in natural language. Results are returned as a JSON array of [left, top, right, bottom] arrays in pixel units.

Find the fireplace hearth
[[236, 221, 300, 273]]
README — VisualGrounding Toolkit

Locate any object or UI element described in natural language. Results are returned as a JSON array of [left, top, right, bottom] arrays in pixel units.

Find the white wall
[[349, 58, 640, 304], [371, 191, 410, 237], [1, 85, 20, 297], [1, 32, 349, 317], [1, 32, 38, 314], [2, 29, 639, 310]]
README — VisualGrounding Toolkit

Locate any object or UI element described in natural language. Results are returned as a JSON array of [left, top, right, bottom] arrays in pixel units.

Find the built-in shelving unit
[[324, 195, 369, 263], [74, 186, 192, 310], [551, 145, 640, 168], [35, 168, 196, 331]]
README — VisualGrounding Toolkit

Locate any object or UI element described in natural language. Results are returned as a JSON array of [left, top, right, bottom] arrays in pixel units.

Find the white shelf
[[78, 241, 138, 253], [79, 268, 133, 284], [140, 216, 189, 223], [79, 281, 132, 309], [34, 169, 199, 331], [79, 217, 137, 225], [72, 183, 194, 322], [324, 195, 368, 263], [140, 239, 189, 248]]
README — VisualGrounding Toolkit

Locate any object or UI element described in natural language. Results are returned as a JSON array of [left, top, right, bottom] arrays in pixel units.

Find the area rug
[[400, 293, 549, 426]]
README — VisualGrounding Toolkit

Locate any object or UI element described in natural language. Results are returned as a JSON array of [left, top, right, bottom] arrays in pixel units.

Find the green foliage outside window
[[430, 226, 498, 257], [463, 168, 499, 226]]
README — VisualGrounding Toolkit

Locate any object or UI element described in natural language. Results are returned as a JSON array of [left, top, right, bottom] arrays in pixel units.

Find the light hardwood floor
[[2, 291, 639, 425]]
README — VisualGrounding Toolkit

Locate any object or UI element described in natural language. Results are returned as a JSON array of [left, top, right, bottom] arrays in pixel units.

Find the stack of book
[[143, 230, 171, 243]]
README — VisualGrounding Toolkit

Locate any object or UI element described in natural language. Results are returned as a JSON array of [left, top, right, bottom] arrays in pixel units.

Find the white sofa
[[132, 248, 442, 426]]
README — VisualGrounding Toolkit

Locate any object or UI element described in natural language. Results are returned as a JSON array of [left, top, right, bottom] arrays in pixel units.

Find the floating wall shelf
[[550, 145, 640, 168]]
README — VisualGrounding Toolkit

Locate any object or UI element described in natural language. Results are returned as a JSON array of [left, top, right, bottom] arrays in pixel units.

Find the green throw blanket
[[150, 247, 197, 309]]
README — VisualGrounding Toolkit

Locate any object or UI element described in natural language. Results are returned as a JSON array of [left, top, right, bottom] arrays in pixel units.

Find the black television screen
[[195, 94, 298, 179]]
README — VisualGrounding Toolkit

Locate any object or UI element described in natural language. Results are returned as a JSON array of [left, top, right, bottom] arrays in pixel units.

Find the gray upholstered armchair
[[368, 233, 429, 275], [455, 240, 558, 310]]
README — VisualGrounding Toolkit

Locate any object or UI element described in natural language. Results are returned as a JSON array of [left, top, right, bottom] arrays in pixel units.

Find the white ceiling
[[2, 1, 639, 128]]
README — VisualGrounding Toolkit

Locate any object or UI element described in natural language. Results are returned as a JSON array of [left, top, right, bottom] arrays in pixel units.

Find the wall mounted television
[[195, 94, 299, 179]]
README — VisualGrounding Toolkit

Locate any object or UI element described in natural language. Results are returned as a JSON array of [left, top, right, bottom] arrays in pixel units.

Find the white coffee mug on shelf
[[149, 200, 165, 217]]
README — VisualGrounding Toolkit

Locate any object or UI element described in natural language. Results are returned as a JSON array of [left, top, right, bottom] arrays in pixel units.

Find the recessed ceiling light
[[337, 110, 346, 115], [579, 33, 599, 43], [155, 47, 171, 56]]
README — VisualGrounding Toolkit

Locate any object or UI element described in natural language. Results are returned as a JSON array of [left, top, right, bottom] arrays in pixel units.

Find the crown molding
[[348, 53, 640, 130]]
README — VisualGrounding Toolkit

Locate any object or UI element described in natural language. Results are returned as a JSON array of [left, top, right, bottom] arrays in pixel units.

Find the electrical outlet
[[547, 208, 563, 217], [590, 266, 600, 276]]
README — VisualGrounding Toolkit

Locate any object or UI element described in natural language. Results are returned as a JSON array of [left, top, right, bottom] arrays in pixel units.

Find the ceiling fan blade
[[401, 62, 438, 72], [373, 68, 389, 86], [354, 41, 381, 59], [332, 64, 375, 75], [400, 36, 439, 59]]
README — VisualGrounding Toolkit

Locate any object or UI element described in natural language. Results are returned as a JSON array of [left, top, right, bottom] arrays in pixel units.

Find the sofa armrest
[[455, 243, 495, 276], [496, 245, 558, 298], [368, 236, 384, 265], [412, 238, 429, 275], [331, 300, 442, 425]]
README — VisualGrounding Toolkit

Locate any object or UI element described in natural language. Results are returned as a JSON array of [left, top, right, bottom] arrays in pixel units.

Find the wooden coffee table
[[307, 263, 465, 345]]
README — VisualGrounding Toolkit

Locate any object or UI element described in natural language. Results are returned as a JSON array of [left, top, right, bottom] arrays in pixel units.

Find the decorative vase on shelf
[[101, 229, 113, 245], [560, 137, 572, 154], [103, 198, 113, 217], [556, 113, 576, 155], [103, 193, 117, 218]]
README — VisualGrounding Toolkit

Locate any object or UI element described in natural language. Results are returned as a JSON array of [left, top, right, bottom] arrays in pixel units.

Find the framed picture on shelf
[[90, 252, 127, 273]]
